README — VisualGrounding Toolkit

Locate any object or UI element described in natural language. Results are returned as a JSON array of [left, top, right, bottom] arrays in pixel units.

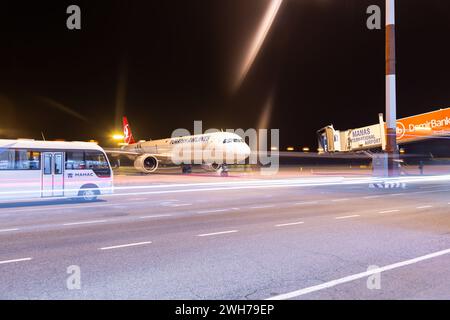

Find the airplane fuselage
[[123, 131, 251, 173]]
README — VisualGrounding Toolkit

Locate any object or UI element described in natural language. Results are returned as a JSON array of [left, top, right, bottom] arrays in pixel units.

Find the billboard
[[396, 108, 450, 143]]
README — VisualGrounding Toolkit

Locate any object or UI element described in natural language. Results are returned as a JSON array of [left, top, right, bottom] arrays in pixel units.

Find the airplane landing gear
[[219, 164, 229, 177], [182, 164, 192, 174], [111, 158, 120, 169]]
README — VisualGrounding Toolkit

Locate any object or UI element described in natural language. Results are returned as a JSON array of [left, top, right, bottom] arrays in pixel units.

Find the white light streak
[[235, 0, 284, 90]]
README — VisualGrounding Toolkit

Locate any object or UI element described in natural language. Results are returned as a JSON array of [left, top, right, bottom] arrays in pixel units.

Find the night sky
[[1, 0, 450, 148]]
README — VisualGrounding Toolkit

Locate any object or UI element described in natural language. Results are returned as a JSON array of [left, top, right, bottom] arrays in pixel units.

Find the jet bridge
[[318, 108, 450, 153]]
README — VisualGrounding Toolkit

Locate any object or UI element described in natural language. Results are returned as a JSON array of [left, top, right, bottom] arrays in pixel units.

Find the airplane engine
[[201, 163, 221, 172], [134, 154, 159, 173]]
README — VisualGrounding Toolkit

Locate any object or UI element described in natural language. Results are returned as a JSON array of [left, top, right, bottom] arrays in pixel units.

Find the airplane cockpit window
[[223, 138, 244, 144]]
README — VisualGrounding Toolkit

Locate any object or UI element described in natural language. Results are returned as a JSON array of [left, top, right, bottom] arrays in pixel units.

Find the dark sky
[[1, 0, 450, 148]]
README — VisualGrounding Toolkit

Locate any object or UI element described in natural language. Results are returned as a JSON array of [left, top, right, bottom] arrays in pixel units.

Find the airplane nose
[[241, 144, 251, 159], [232, 145, 250, 163]]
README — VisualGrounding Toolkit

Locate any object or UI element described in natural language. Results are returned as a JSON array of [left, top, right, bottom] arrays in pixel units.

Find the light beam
[[234, 0, 284, 91]]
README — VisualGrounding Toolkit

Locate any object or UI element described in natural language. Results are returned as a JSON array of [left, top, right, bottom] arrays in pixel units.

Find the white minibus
[[0, 139, 113, 201]]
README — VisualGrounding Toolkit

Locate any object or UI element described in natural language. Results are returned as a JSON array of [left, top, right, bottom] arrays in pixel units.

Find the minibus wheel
[[79, 185, 99, 201]]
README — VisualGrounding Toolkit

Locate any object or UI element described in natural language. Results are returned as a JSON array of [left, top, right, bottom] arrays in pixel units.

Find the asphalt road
[[0, 167, 450, 299]]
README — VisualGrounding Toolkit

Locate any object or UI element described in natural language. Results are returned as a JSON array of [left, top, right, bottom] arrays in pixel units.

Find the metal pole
[[379, 113, 386, 151], [385, 0, 398, 176]]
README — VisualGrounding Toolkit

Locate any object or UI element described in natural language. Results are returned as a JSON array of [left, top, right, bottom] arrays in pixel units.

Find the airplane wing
[[104, 148, 173, 163], [103, 148, 141, 156]]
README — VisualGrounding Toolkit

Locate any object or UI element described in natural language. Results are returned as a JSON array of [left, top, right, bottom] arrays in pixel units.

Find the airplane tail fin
[[122, 116, 136, 145]]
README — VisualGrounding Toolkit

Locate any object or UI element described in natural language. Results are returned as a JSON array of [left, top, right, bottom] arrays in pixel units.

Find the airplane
[[108, 117, 251, 176]]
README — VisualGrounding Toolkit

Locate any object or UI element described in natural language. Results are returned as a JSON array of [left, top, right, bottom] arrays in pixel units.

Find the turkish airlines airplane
[[111, 117, 251, 175]]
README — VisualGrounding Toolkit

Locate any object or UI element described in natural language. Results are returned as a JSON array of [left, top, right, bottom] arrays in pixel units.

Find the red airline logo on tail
[[122, 116, 136, 145]]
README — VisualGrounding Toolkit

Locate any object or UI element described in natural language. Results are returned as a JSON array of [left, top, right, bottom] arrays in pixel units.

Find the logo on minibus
[[67, 172, 94, 178]]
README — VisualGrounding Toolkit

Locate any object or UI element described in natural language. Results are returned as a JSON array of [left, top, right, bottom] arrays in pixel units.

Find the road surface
[[0, 167, 450, 299]]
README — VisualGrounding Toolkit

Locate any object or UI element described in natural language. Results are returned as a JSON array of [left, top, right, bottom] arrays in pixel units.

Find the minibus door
[[42, 152, 64, 197]]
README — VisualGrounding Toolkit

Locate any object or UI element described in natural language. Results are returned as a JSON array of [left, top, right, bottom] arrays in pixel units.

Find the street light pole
[[385, 0, 399, 176]]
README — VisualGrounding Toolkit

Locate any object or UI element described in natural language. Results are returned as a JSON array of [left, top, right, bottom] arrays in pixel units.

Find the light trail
[[234, 0, 284, 90], [36, 96, 87, 122], [1, 174, 450, 200]]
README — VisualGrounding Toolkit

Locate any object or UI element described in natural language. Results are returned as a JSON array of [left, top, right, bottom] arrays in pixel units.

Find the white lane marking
[[379, 209, 400, 214], [335, 215, 360, 220], [197, 209, 232, 214], [197, 208, 240, 214], [166, 203, 192, 207], [332, 199, 349, 202], [0, 228, 19, 233], [416, 205, 433, 209], [250, 205, 275, 209], [63, 220, 108, 226], [275, 221, 304, 227], [197, 230, 238, 237], [99, 241, 152, 251], [390, 193, 403, 197], [267, 247, 450, 300], [364, 196, 381, 199], [294, 201, 318, 206], [139, 214, 172, 219], [0, 257, 32, 265], [409, 189, 450, 196]]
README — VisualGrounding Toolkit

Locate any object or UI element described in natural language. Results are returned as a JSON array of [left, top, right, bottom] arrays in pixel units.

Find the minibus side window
[[0, 149, 15, 170], [0, 149, 40, 170], [85, 151, 111, 177], [43, 154, 52, 175], [28, 151, 41, 170], [65, 151, 86, 170]]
